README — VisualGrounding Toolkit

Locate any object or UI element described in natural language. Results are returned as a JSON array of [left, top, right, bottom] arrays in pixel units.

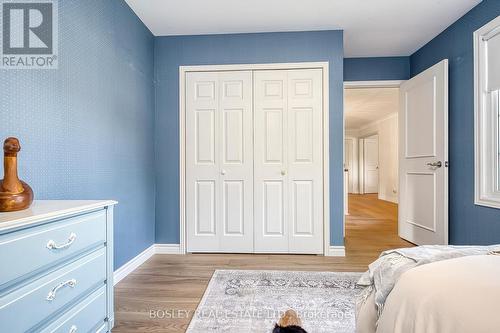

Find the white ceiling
[[125, 0, 481, 57], [344, 88, 399, 130]]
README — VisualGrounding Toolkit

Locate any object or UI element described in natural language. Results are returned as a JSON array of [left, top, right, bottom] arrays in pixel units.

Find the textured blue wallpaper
[[410, 0, 500, 245], [344, 57, 410, 81], [154, 31, 345, 246], [0, 0, 156, 269], [4, 0, 494, 265]]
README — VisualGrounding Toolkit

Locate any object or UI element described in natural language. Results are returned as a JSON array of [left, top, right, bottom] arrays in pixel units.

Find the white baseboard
[[155, 243, 182, 254], [114, 243, 345, 284], [378, 192, 398, 204], [114, 244, 182, 285], [326, 246, 346, 257], [114, 244, 155, 285]]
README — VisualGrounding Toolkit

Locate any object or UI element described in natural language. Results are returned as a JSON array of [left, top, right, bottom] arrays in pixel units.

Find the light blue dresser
[[0, 200, 117, 333]]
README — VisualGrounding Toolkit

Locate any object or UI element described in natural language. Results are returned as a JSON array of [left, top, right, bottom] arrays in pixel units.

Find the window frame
[[474, 16, 500, 209]]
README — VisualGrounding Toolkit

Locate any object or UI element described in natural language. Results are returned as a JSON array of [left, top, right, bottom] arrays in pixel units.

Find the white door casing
[[254, 69, 324, 254], [186, 71, 254, 252], [364, 135, 379, 193], [399, 59, 449, 245]]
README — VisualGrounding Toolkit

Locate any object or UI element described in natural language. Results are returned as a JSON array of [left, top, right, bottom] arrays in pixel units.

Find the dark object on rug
[[272, 324, 308, 333], [0, 137, 33, 212], [273, 310, 308, 333]]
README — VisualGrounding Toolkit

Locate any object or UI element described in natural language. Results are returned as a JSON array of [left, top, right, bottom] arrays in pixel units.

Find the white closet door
[[287, 69, 323, 254], [254, 70, 289, 252], [218, 72, 254, 252], [254, 69, 324, 254], [186, 71, 253, 252], [186, 72, 219, 251]]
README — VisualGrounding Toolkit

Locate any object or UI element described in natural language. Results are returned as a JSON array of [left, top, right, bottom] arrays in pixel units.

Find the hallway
[[345, 194, 414, 262]]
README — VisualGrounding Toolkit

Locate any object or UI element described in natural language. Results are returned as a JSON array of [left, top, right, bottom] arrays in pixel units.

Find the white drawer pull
[[47, 232, 77, 250], [69, 325, 78, 333], [46, 279, 77, 301]]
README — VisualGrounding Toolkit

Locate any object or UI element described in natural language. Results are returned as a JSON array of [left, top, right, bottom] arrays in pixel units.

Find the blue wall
[[344, 57, 410, 81], [0, 0, 156, 269], [410, 0, 500, 245], [154, 31, 345, 246], [4, 0, 496, 266]]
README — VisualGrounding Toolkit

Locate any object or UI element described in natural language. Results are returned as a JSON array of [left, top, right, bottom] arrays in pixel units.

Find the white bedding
[[356, 245, 500, 318], [359, 255, 500, 333]]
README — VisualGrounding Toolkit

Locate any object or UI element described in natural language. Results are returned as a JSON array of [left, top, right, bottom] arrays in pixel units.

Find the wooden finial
[[4, 137, 21, 154]]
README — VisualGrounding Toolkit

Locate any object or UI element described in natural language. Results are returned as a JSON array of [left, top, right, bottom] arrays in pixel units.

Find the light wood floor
[[114, 194, 413, 332]]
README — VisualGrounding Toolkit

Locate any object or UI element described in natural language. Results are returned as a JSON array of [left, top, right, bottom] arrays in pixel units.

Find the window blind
[[487, 29, 500, 91]]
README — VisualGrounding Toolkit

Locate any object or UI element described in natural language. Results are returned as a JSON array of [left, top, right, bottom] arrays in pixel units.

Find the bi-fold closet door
[[186, 71, 254, 252], [186, 69, 324, 254], [253, 69, 324, 254]]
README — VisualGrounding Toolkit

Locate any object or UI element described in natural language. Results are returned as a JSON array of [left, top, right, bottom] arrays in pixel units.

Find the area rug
[[186, 270, 363, 333]]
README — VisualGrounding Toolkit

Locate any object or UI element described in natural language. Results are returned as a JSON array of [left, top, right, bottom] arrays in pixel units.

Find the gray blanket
[[356, 245, 500, 318]]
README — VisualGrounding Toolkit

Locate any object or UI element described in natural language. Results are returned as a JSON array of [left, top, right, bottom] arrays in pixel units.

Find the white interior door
[[186, 71, 253, 252], [253, 70, 288, 252], [254, 69, 324, 254], [399, 59, 448, 245], [287, 69, 324, 253], [344, 138, 354, 193], [364, 135, 379, 193]]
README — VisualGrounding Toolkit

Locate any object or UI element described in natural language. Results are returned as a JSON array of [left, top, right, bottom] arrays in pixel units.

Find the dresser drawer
[[0, 248, 106, 333], [40, 287, 107, 333], [0, 210, 106, 290]]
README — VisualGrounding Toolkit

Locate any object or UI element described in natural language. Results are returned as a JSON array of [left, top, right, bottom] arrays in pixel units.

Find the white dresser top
[[0, 200, 117, 232]]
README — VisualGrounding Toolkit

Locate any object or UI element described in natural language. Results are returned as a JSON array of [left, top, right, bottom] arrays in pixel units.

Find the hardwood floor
[[346, 193, 413, 260], [113, 194, 413, 332]]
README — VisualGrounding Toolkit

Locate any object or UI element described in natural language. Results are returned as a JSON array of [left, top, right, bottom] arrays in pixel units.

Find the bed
[[356, 247, 500, 333]]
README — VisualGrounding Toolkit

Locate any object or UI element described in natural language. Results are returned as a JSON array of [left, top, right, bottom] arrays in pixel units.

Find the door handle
[[281, 170, 286, 176], [221, 169, 226, 175], [426, 161, 442, 168]]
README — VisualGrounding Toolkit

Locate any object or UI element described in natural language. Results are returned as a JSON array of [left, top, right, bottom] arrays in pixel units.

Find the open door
[[399, 59, 448, 245]]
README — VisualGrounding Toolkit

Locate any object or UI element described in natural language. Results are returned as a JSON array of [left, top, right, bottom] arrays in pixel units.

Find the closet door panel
[[186, 72, 221, 251], [287, 69, 324, 254], [218, 71, 253, 252], [254, 70, 289, 252], [187, 68, 324, 254]]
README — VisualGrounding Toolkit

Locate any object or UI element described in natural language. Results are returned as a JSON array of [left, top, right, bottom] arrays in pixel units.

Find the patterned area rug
[[186, 270, 362, 333]]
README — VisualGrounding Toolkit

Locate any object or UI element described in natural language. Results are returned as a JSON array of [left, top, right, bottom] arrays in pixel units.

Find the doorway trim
[[179, 62, 330, 255], [343, 80, 405, 237], [344, 80, 404, 88]]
